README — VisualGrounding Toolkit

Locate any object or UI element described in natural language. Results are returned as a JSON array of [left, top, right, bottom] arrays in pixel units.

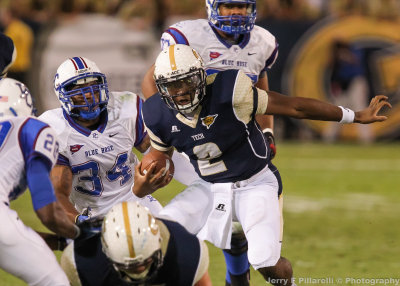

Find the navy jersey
[[143, 69, 270, 183], [73, 219, 202, 286]]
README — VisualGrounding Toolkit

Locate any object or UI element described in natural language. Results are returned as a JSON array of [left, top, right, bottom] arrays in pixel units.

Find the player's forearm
[[266, 91, 342, 121], [36, 202, 79, 239]]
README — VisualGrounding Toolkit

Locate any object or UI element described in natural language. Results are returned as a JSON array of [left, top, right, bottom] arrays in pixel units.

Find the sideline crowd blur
[[1, 0, 399, 141]]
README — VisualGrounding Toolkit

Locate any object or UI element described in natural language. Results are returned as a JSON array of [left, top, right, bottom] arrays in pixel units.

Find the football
[[140, 150, 174, 178]]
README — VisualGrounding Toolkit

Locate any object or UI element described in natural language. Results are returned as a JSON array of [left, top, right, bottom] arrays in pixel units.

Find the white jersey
[[39, 92, 160, 217], [0, 116, 58, 204], [161, 19, 278, 83], [0, 116, 69, 286]]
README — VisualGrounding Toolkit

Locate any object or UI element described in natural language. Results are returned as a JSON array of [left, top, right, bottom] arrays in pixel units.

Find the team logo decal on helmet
[[0, 78, 35, 117], [206, 0, 256, 35], [54, 57, 109, 120], [154, 44, 206, 114]]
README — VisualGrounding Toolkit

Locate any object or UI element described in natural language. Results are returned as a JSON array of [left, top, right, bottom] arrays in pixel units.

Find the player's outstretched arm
[[141, 64, 157, 100], [265, 91, 391, 124], [50, 165, 80, 223]]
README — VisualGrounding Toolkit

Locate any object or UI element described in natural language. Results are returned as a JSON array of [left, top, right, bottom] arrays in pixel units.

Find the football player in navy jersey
[[60, 201, 212, 286], [139, 44, 390, 286], [141, 1, 279, 283], [0, 78, 81, 286]]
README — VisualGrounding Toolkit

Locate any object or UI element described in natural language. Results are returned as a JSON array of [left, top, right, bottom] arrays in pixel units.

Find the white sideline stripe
[[284, 193, 400, 214], [278, 158, 400, 171]]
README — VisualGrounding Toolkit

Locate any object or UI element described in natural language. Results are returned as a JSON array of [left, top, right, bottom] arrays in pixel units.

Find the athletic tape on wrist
[[339, 106, 355, 124], [262, 128, 274, 135]]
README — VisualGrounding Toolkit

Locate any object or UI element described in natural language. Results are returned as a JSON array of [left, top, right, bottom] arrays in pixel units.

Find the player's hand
[[75, 207, 92, 224], [263, 131, 276, 160], [355, 95, 392, 124], [76, 217, 103, 240], [133, 162, 173, 197]]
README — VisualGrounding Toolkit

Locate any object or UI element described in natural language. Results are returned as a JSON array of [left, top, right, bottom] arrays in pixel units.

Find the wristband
[[339, 106, 355, 124], [262, 128, 274, 135]]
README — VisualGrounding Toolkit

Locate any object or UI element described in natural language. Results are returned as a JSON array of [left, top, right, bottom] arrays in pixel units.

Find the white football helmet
[[0, 78, 35, 118], [154, 44, 206, 114], [53, 57, 109, 120], [101, 201, 163, 283], [206, 0, 256, 34]]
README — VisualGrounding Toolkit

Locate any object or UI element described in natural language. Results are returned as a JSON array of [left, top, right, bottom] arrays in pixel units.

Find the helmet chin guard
[[54, 57, 109, 120]]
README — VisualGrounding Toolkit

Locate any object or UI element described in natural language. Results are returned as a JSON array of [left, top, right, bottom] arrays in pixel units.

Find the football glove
[[76, 216, 103, 240], [263, 129, 276, 160], [75, 206, 92, 224]]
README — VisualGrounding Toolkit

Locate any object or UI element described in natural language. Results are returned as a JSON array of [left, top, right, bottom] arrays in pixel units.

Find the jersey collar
[[63, 109, 108, 137], [209, 23, 251, 49]]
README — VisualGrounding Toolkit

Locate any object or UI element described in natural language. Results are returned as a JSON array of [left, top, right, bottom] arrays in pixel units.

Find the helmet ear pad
[[154, 44, 207, 114], [0, 78, 35, 117], [205, 0, 257, 34], [101, 201, 163, 283], [53, 57, 109, 120]]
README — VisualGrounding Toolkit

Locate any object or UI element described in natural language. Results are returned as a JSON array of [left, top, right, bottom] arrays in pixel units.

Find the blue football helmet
[[54, 57, 109, 120], [206, 0, 256, 35]]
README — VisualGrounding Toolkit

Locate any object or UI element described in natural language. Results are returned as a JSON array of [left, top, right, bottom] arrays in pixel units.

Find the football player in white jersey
[[0, 78, 81, 286], [141, 1, 278, 284], [39, 57, 167, 224]]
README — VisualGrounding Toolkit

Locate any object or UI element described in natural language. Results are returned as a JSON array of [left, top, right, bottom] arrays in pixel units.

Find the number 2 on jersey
[[193, 142, 227, 176]]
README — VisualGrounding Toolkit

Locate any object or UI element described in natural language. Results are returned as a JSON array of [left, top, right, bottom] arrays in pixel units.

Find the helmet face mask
[[206, 0, 256, 35], [54, 57, 109, 121], [0, 78, 35, 118], [101, 202, 163, 284], [154, 45, 206, 114], [156, 69, 206, 114]]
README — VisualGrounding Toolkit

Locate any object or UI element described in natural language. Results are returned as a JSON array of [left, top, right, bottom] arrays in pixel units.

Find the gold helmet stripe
[[169, 45, 177, 71], [122, 201, 135, 258]]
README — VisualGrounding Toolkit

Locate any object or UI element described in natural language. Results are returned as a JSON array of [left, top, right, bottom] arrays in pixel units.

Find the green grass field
[[2, 142, 400, 286]]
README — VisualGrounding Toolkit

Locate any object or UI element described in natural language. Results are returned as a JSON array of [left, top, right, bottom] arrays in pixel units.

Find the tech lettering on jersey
[[191, 133, 205, 141]]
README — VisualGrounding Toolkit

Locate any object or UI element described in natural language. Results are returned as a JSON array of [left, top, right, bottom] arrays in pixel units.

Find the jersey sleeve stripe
[[264, 42, 279, 70], [57, 153, 70, 166], [150, 139, 172, 152], [165, 28, 189, 45], [134, 98, 147, 147]]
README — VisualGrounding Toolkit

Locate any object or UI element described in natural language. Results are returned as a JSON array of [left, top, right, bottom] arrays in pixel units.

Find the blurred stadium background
[[1, 0, 400, 285]]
